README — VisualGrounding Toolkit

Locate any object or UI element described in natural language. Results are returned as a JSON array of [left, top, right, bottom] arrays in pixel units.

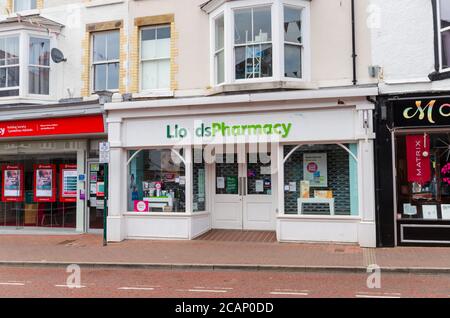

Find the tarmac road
[[0, 266, 449, 298]]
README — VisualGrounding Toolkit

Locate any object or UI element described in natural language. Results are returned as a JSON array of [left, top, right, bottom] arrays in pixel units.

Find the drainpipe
[[351, 0, 357, 85]]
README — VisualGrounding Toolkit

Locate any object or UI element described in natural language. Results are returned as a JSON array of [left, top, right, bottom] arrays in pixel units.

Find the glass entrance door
[[212, 145, 275, 230], [88, 162, 105, 230]]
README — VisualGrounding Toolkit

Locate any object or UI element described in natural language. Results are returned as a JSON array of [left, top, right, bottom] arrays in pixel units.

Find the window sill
[[85, 0, 125, 8], [277, 214, 361, 221], [132, 90, 174, 99], [0, 96, 57, 105], [428, 70, 450, 81], [207, 80, 318, 96]]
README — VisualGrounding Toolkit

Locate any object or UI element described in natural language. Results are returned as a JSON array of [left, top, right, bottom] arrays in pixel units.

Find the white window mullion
[[273, 1, 282, 81], [225, 6, 234, 83], [19, 32, 28, 98]]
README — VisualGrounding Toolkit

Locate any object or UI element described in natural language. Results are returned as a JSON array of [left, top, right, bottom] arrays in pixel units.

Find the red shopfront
[[0, 114, 106, 231]]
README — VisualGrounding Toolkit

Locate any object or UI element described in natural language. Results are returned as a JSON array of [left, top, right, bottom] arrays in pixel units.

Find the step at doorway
[[196, 230, 277, 243]]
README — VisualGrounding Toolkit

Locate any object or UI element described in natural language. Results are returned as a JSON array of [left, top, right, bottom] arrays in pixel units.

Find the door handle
[[243, 178, 247, 196], [238, 177, 242, 196]]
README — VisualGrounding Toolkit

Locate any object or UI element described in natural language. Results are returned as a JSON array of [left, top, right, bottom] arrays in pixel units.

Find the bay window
[[0, 33, 51, 98], [208, 0, 310, 86], [439, 0, 450, 70], [140, 25, 171, 91], [234, 6, 272, 79], [0, 36, 20, 97], [214, 15, 225, 85], [92, 31, 120, 92], [284, 5, 302, 78], [29, 37, 50, 95]]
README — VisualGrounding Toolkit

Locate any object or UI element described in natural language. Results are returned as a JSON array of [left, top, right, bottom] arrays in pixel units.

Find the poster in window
[[1, 164, 24, 202], [33, 164, 56, 202], [60, 164, 77, 203], [303, 153, 328, 187], [441, 204, 450, 220], [422, 205, 438, 220]]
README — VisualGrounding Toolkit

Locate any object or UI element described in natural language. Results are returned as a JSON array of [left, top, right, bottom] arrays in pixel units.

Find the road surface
[[0, 266, 448, 298]]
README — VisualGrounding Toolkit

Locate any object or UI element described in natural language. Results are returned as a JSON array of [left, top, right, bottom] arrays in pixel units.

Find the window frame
[[0, 35, 20, 96], [282, 4, 304, 80], [13, 0, 37, 13], [0, 30, 54, 100], [139, 24, 172, 93], [209, 0, 310, 87], [232, 5, 274, 82], [90, 30, 120, 93], [28, 36, 51, 96], [437, 0, 450, 72], [213, 14, 225, 85]]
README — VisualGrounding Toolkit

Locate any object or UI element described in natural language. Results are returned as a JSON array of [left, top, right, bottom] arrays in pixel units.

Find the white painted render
[[370, 0, 450, 94], [0, 0, 377, 103]]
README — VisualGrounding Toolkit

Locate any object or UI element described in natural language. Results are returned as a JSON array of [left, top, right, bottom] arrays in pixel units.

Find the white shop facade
[[105, 87, 377, 247]]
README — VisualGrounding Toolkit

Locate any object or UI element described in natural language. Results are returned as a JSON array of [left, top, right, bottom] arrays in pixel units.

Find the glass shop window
[[128, 149, 185, 213], [396, 133, 450, 221], [283, 144, 359, 216]]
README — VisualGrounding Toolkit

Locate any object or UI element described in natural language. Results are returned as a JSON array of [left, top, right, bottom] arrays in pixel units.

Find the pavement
[[0, 234, 449, 273]]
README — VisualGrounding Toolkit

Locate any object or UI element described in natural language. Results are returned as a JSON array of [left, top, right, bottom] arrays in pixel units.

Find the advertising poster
[[406, 135, 431, 184], [60, 164, 77, 203], [33, 164, 56, 202], [2, 164, 24, 202], [303, 153, 328, 187]]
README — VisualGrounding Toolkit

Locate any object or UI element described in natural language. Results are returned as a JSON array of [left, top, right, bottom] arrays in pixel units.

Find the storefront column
[[358, 139, 376, 247], [76, 146, 87, 232], [107, 118, 126, 242], [185, 146, 193, 214], [276, 143, 284, 241]]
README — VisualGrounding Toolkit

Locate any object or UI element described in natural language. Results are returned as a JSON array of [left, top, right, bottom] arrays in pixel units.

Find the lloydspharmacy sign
[[167, 122, 293, 139]]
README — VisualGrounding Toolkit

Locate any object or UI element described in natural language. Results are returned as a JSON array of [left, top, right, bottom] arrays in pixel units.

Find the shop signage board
[[1, 164, 24, 202], [33, 164, 56, 202], [303, 153, 328, 187], [393, 98, 450, 127], [60, 164, 77, 203], [406, 135, 431, 184], [123, 108, 357, 147], [0, 115, 105, 138]]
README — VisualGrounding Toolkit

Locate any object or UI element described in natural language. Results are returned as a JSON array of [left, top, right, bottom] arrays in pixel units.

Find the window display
[[128, 149, 185, 212], [284, 144, 358, 216], [2, 164, 24, 202], [59, 164, 77, 203], [0, 155, 77, 228], [396, 133, 450, 221], [33, 164, 56, 202]]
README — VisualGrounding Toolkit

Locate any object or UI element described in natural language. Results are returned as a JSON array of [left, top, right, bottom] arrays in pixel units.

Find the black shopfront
[[375, 94, 450, 247]]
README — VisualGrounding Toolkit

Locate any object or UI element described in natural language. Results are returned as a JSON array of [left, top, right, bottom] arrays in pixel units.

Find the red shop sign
[[1, 164, 24, 202], [406, 135, 431, 184], [0, 114, 105, 138], [33, 164, 57, 203]]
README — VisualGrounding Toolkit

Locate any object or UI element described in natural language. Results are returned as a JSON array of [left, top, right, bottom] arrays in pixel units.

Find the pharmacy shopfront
[[105, 88, 377, 247], [0, 106, 107, 233]]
